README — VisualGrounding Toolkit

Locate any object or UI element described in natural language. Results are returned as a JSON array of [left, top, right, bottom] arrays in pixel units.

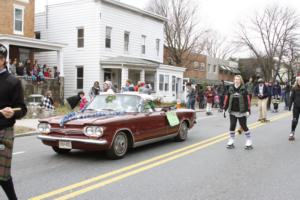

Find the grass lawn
[[14, 126, 36, 135]]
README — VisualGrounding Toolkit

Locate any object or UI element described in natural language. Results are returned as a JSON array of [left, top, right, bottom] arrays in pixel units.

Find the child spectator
[[79, 91, 88, 110], [205, 86, 215, 115]]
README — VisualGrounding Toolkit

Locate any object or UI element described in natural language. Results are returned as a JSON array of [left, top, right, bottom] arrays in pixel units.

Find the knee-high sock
[[229, 131, 235, 139], [245, 131, 251, 140]]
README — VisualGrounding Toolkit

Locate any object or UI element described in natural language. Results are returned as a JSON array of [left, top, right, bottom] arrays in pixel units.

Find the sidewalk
[[15, 119, 39, 130]]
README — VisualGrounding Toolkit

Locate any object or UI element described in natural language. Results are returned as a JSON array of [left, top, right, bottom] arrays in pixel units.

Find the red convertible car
[[37, 93, 196, 159]]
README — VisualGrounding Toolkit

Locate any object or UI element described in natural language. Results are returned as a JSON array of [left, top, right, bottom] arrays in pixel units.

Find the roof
[[0, 34, 66, 51], [99, 0, 167, 22], [100, 56, 160, 68], [219, 65, 240, 74], [159, 64, 186, 72]]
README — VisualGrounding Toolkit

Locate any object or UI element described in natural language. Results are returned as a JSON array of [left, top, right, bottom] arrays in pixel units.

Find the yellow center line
[[30, 112, 291, 200], [55, 113, 289, 200]]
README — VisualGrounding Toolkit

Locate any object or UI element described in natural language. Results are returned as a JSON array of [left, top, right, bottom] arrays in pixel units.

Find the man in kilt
[[0, 44, 27, 200]]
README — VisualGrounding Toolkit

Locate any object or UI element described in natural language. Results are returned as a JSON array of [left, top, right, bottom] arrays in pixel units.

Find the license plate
[[59, 141, 72, 149]]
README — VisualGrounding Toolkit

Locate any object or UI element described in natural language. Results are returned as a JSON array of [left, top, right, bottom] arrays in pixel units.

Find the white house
[[35, 0, 185, 102]]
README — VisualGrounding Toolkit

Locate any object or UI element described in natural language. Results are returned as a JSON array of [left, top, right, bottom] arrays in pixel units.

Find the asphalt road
[[1, 105, 298, 200]]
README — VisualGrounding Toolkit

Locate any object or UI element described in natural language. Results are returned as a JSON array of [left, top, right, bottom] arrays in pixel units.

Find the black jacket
[[254, 84, 269, 99], [0, 69, 27, 129], [290, 86, 300, 110]]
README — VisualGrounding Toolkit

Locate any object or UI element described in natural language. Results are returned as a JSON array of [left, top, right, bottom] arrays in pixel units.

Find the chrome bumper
[[37, 135, 108, 145]]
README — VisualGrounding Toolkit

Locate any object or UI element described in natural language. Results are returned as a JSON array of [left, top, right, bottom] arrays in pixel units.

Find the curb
[[15, 131, 38, 138]]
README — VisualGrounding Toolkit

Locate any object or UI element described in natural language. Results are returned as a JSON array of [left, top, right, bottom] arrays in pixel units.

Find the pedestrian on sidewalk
[[186, 83, 196, 110], [223, 75, 252, 150], [217, 80, 227, 112], [197, 85, 205, 109], [254, 78, 269, 123], [272, 81, 281, 113], [205, 86, 215, 115], [89, 81, 100, 100], [267, 81, 273, 111], [245, 77, 254, 102], [284, 82, 291, 110], [288, 77, 300, 141], [0, 44, 27, 200]]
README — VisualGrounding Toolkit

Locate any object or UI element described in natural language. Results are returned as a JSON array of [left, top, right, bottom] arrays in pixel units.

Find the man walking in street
[[0, 44, 27, 200], [254, 78, 269, 123], [217, 80, 227, 112], [186, 83, 196, 110]]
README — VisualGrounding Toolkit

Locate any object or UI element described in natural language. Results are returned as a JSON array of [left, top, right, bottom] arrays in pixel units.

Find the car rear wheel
[[52, 146, 71, 154], [106, 132, 128, 159], [175, 121, 188, 142]]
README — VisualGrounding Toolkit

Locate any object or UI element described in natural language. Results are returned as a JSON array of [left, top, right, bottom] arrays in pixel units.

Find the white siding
[[35, 0, 101, 98], [99, 1, 164, 63], [35, 0, 165, 98]]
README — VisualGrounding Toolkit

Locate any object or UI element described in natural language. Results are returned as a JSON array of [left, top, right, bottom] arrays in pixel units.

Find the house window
[[172, 76, 176, 91], [207, 64, 211, 72], [105, 26, 112, 48], [35, 31, 41, 39], [141, 35, 146, 54], [165, 75, 169, 91], [213, 65, 217, 72], [193, 61, 199, 69], [14, 5, 24, 34], [156, 39, 160, 56], [76, 66, 84, 90], [77, 28, 84, 48], [124, 31, 130, 52], [159, 74, 164, 91], [200, 63, 205, 71]]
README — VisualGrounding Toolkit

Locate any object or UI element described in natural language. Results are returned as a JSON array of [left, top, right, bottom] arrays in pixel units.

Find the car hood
[[39, 112, 136, 126]]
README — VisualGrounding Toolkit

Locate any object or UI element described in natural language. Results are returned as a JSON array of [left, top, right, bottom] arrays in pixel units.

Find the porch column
[[140, 69, 145, 82], [2, 42, 9, 61], [121, 66, 128, 88], [99, 66, 104, 84], [57, 49, 64, 77]]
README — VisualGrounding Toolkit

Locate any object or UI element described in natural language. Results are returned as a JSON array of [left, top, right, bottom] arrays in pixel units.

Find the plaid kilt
[[0, 127, 14, 181]]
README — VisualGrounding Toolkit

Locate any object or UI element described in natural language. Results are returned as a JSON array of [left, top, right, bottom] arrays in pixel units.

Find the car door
[[135, 108, 169, 142]]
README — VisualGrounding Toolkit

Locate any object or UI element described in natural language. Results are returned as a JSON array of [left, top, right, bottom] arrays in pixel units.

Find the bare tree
[[237, 5, 300, 81], [146, 0, 207, 67], [203, 30, 238, 60], [284, 39, 300, 81]]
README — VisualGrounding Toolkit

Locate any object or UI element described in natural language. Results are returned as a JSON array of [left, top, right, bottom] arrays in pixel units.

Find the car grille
[[50, 128, 83, 135]]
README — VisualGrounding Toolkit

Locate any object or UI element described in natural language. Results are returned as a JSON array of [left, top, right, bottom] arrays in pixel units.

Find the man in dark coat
[[0, 44, 27, 200], [254, 78, 270, 122]]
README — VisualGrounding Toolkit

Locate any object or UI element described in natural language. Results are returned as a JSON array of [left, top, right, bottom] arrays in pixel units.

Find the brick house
[[164, 47, 239, 84], [0, 0, 65, 73], [0, 0, 66, 101]]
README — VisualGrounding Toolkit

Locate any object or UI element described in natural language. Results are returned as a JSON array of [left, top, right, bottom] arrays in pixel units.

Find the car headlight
[[84, 126, 104, 138], [38, 123, 51, 134]]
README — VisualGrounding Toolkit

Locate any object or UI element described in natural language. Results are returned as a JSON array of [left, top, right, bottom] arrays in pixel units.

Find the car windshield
[[86, 94, 142, 112]]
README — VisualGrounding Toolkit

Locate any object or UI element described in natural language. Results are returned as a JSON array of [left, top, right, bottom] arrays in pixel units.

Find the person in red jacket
[[205, 86, 215, 115]]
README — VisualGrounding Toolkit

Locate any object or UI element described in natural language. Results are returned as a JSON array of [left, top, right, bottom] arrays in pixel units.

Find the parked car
[[37, 93, 196, 159]]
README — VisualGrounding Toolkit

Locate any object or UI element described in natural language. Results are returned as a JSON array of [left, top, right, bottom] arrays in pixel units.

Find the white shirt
[[259, 84, 264, 96]]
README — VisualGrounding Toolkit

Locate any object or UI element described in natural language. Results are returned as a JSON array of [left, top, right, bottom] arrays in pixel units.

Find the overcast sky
[[36, 0, 300, 57]]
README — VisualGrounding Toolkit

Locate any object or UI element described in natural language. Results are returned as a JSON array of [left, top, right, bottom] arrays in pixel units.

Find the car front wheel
[[175, 121, 188, 142], [52, 146, 71, 154], [106, 131, 128, 159]]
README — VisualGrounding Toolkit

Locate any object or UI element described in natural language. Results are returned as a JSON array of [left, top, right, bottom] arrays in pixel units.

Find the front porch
[[100, 56, 159, 91], [0, 34, 66, 77], [0, 34, 66, 101]]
